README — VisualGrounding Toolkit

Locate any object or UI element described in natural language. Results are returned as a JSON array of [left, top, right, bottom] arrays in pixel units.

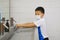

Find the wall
[[45, 0, 60, 40], [0, 0, 9, 20], [10, 0, 60, 40]]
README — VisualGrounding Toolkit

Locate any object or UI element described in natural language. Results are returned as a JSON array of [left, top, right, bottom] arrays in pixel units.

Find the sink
[[9, 28, 34, 40]]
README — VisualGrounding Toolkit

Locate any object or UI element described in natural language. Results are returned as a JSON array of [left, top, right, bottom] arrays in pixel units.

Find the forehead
[[35, 11, 42, 15], [35, 11, 41, 13]]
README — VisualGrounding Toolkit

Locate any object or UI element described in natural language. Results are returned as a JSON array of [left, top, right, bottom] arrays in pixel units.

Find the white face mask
[[35, 15, 41, 20]]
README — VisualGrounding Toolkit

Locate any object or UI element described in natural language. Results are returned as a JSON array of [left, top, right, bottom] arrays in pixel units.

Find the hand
[[16, 26, 20, 29], [16, 24, 20, 29]]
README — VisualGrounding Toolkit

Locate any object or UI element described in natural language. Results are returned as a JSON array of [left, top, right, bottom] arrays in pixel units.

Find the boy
[[16, 7, 49, 40]]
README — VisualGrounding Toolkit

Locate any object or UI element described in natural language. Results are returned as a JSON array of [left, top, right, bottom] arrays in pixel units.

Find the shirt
[[33, 18, 48, 40]]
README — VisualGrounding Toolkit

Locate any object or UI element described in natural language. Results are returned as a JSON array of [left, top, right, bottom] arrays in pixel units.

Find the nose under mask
[[35, 15, 41, 20]]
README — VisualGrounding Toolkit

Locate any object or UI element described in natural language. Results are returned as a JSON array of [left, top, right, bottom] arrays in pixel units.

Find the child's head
[[35, 7, 45, 18]]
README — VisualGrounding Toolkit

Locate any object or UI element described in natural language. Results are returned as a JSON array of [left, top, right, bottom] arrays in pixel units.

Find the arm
[[16, 22, 36, 28]]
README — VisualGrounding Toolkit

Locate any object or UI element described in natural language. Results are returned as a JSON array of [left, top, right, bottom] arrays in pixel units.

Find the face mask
[[35, 15, 41, 20]]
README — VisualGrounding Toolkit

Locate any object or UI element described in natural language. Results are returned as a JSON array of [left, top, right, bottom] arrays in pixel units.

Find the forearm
[[16, 22, 36, 28], [22, 23, 35, 28]]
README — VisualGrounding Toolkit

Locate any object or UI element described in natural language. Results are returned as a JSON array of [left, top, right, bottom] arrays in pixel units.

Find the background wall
[[10, 0, 60, 40], [0, 0, 9, 20]]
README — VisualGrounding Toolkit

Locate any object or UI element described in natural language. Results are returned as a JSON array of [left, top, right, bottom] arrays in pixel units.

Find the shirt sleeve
[[33, 20, 40, 27]]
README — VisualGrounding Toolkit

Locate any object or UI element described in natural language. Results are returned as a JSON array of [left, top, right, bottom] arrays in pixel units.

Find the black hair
[[35, 7, 45, 14]]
